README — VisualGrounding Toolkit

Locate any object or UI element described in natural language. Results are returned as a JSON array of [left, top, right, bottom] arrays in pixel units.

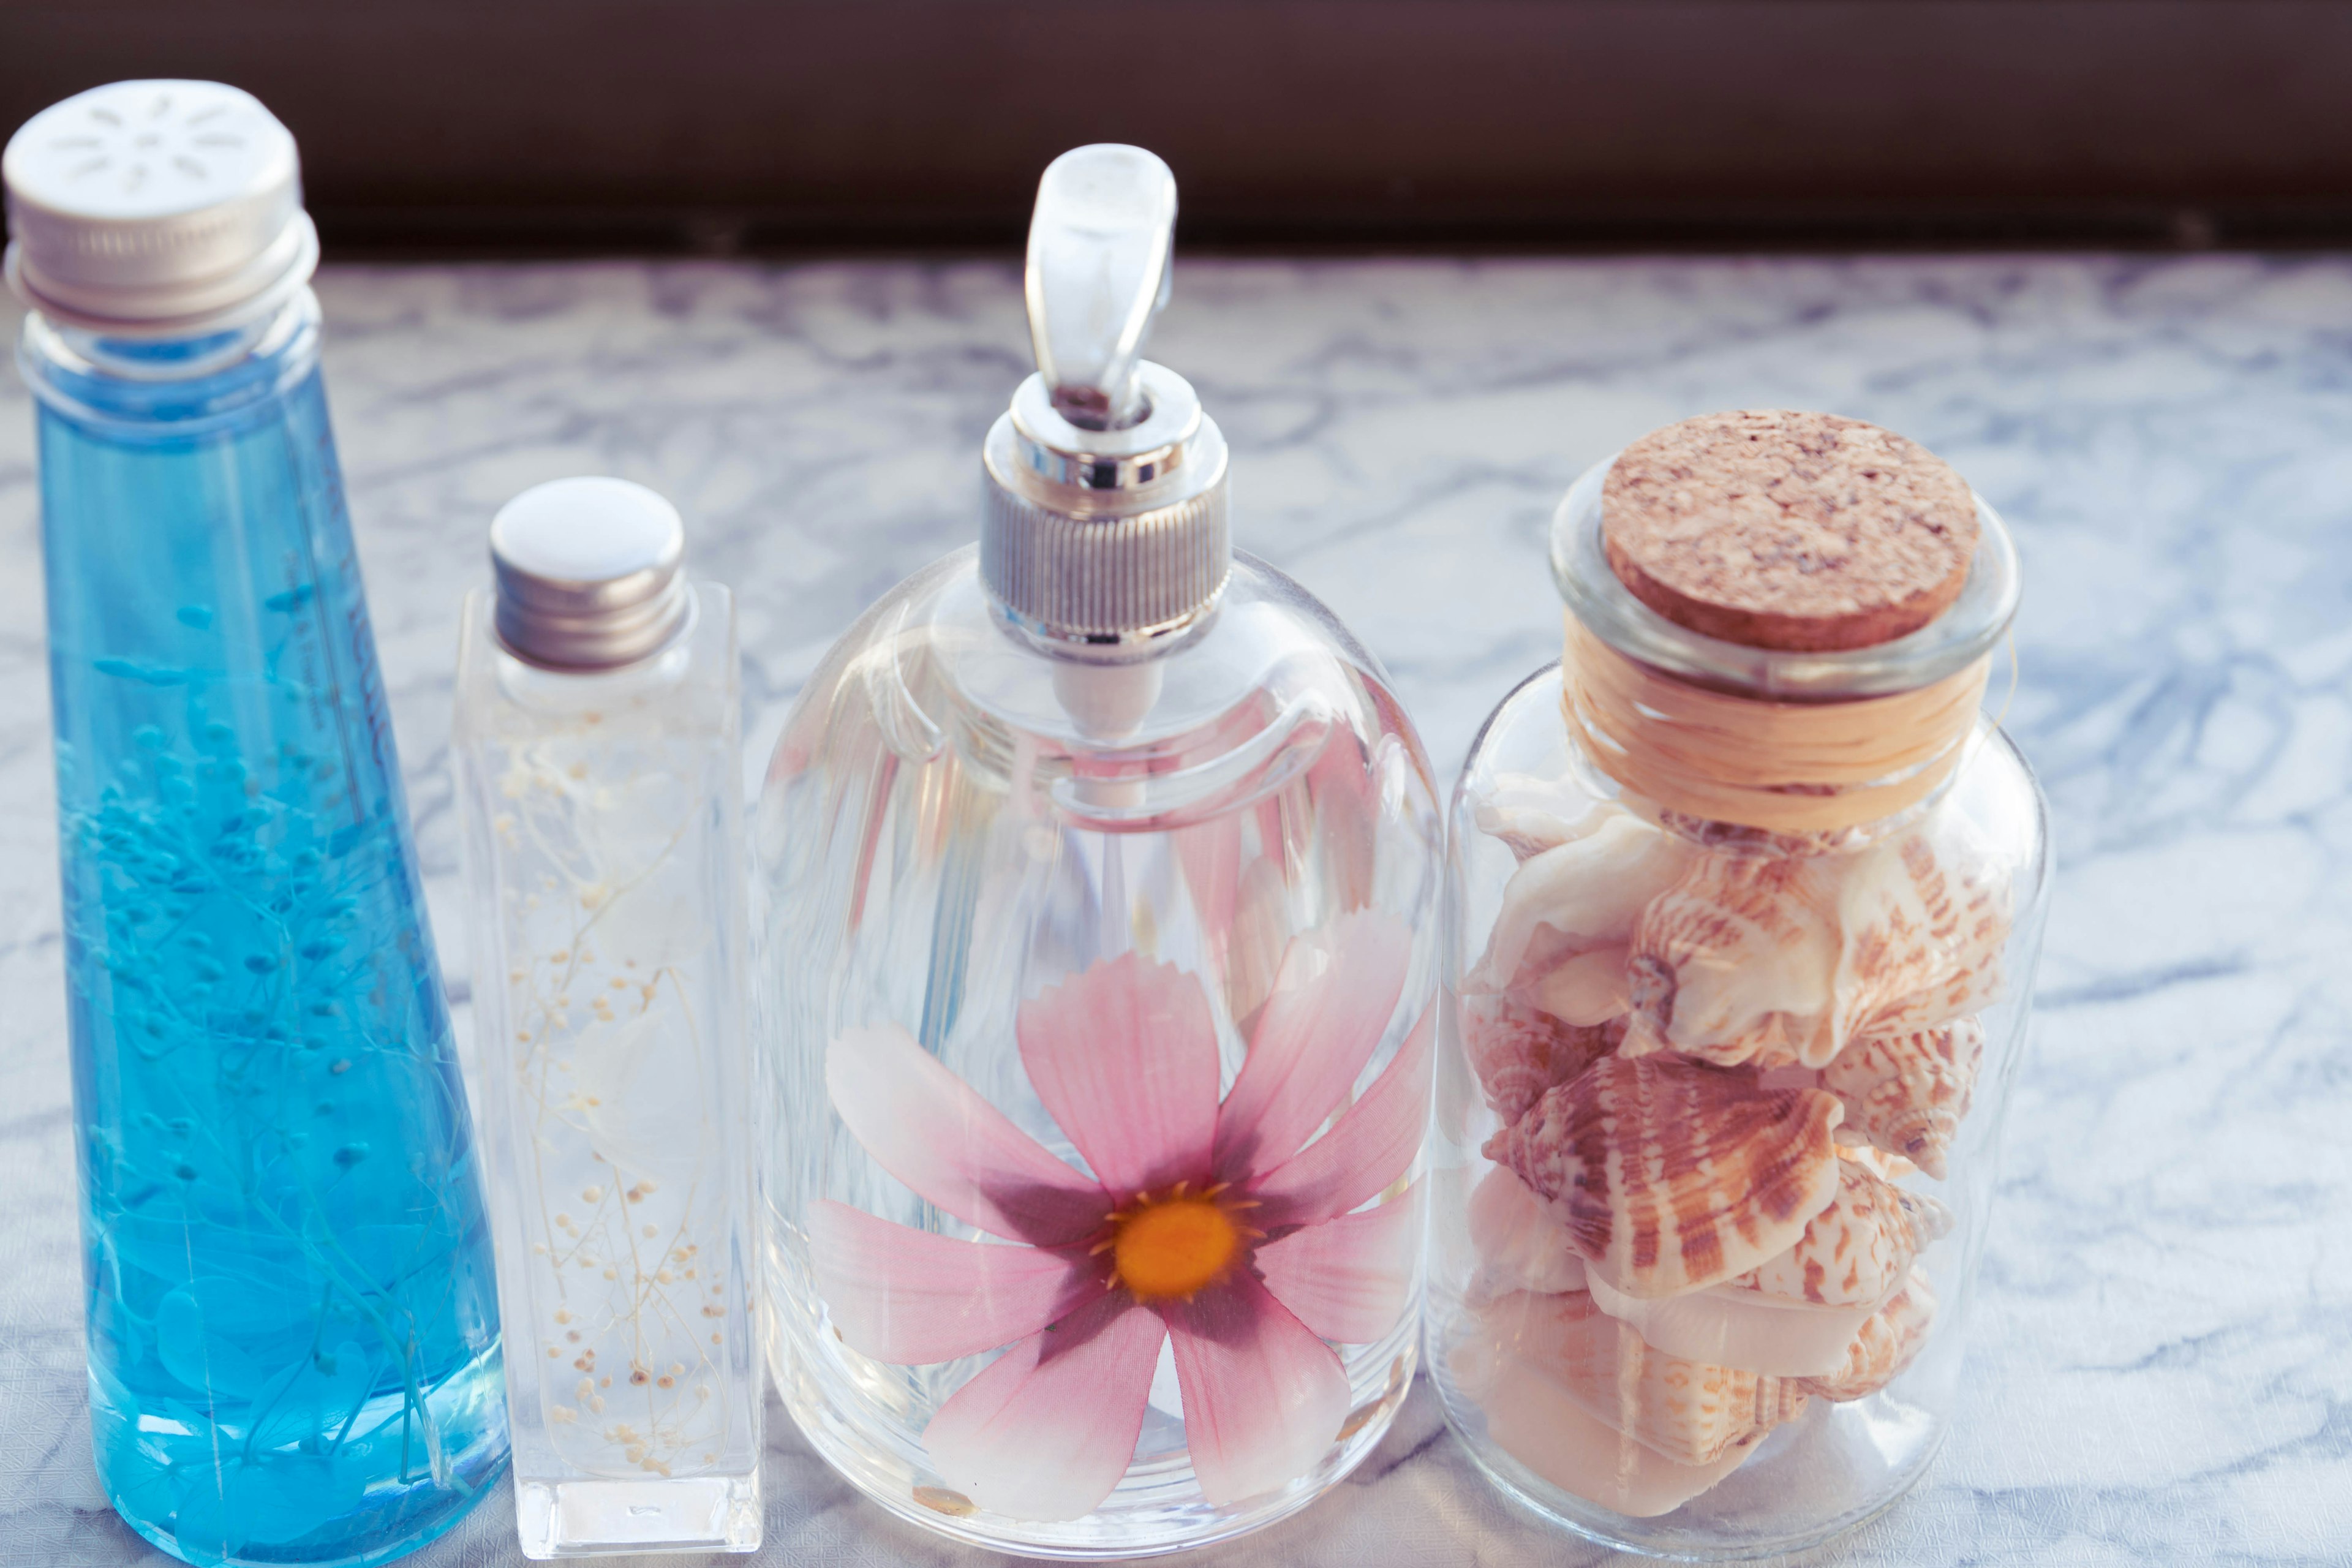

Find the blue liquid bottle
[[7, 83, 507, 1565]]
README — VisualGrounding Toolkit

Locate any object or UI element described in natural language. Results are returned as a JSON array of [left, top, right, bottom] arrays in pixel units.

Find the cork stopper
[[1600, 410, 1978, 653]]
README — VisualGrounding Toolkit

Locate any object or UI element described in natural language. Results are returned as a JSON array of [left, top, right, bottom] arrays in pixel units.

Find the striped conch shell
[[1626, 813, 2011, 1069], [1820, 1017, 1986, 1179], [1800, 1272, 1938, 1402], [1733, 1157, 1950, 1307], [1584, 1158, 1948, 1376], [1481, 808, 1695, 992], [1459, 991, 1625, 1125], [1474, 1289, 1809, 1467], [1486, 1055, 1844, 1299], [1473, 771, 1611, 861], [1624, 851, 1842, 1067], [1834, 823, 2009, 1043]]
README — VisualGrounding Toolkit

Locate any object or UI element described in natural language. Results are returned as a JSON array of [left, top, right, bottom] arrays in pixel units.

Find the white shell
[[1482, 809, 1695, 992], [1451, 1337, 1761, 1518], [1472, 771, 1611, 861], [1466, 1166, 1588, 1299], [1585, 1269, 1879, 1379], [1532, 943, 1633, 1026], [1468, 1290, 1809, 1468]]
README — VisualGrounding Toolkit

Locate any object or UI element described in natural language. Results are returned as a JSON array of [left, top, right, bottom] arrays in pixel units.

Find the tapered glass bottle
[[453, 478, 763, 1558], [9, 81, 506, 1566], [1430, 413, 2052, 1558], [756, 147, 1442, 1558]]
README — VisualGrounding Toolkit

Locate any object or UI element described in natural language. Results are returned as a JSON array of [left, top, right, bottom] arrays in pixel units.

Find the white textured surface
[[4, 257, 2351, 1566]]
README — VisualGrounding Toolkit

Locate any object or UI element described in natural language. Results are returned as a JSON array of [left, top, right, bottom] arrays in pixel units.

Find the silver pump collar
[[980, 144, 1230, 652], [490, 477, 692, 672]]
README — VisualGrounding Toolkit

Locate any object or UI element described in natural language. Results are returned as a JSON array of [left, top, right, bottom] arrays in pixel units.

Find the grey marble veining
[[2, 255, 2349, 1567]]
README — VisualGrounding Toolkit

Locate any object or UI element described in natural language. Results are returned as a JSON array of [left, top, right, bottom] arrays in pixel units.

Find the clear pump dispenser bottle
[[451, 479, 762, 1557], [755, 146, 1443, 1558]]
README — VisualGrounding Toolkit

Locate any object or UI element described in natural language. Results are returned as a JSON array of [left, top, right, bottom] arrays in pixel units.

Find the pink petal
[[1307, 723, 1380, 913], [1214, 910, 1413, 1180], [1176, 814, 1243, 969], [1251, 997, 1434, 1229], [809, 1200, 1098, 1365], [1017, 952, 1222, 1199], [827, 1022, 1109, 1245], [1163, 1272, 1354, 1507], [921, 1291, 1166, 1523], [1253, 1183, 1423, 1344]]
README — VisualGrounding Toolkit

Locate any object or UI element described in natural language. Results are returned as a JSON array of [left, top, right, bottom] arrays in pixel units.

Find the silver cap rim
[[489, 477, 694, 672]]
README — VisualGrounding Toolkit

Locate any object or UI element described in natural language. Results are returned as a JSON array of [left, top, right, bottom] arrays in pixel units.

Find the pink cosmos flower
[[810, 909, 1430, 1522]]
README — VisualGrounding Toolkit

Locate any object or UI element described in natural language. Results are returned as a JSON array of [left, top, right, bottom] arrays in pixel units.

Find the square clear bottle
[[451, 478, 762, 1557]]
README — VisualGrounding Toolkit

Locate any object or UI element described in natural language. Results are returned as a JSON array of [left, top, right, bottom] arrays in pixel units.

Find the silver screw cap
[[981, 145, 1231, 652], [2, 80, 319, 334], [491, 478, 692, 671]]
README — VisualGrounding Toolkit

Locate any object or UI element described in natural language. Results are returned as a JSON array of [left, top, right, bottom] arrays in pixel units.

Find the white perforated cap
[[3, 80, 318, 334], [490, 478, 692, 671]]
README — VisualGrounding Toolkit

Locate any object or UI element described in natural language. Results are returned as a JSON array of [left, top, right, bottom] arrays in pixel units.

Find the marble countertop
[[2, 255, 2349, 1567]]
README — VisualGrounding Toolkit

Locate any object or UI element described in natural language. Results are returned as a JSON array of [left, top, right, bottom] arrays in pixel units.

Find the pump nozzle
[[1025, 145, 1177, 431], [984, 142, 1226, 650]]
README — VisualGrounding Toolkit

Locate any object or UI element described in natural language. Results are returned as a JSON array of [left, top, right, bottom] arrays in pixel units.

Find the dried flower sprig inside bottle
[[453, 478, 761, 1558]]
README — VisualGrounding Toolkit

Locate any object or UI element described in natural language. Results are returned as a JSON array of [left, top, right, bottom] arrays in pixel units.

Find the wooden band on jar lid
[[1562, 617, 1993, 833], [1564, 409, 1992, 833]]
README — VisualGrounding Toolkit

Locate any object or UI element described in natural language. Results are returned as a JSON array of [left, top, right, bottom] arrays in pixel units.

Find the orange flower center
[[1110, 1193, 1242, 1301]]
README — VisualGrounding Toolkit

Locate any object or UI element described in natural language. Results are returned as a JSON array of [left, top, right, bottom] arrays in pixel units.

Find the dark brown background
[[6, 0, 2351, 255]]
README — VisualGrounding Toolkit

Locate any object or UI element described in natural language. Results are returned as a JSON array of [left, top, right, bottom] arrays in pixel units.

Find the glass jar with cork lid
[[1428, 411, 2051, 1558]]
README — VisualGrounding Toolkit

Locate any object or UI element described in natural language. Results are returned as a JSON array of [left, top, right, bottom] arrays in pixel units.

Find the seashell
[[1457, 1342, 1760, 1517], [1459, 990, 1624, 1125], [1820, 1017, 1985, 1179], [1472, 1289, 1809, 1467], [1832, 821, 2009, 1044], [1466, 1166, 1586, 1299], [1473, 771, 1611, 861], [1733, 1158, 1947, 1308], [1532, 943, 1632, 1027], [1482, 810, 1695, 992], [1486, 1054, 1844, 1298], [1626, 851, 1844, 1068], [1626, 815, 2011, 1069], [1655, 810, 1874, 861], [1840, 1142, 1921, 1183], [1800, 1272, 1937, 1402], [1581, 1158, 1946, 1376], [1584, 1269, 1880, 1379]]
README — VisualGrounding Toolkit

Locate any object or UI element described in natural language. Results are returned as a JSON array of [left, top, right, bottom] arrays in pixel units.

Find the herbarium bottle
[[452, 478, 762, 1557], [755, 145, 1442, 1558], [1430, 411, 2051, 1558], [9, 81, 507, 1565]]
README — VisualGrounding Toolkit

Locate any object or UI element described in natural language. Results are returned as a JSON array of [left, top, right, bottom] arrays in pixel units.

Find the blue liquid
[[27, 300, 508, 1567]]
